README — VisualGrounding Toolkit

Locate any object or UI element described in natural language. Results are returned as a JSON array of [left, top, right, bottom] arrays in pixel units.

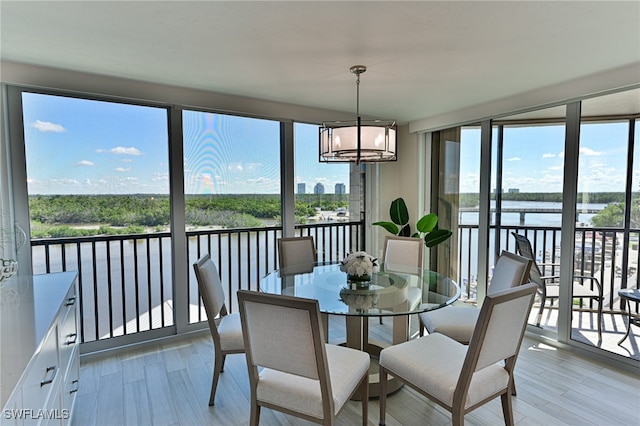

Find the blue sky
[[22, 93, 349, 195], [459, 121, 636, 194], [22, 92, 636, 196]]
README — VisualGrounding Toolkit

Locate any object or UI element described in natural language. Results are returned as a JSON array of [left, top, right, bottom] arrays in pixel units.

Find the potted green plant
[[373, 197, 452, 247]]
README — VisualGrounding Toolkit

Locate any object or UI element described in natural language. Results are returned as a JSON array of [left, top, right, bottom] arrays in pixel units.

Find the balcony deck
[[531, 306, 640, 361], [72, 316, 640, 426]]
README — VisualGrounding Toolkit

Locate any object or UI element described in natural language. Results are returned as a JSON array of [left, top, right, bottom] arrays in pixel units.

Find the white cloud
[[506, 156, 521, 162], [580, 147, 603, 156], [109, 147, 143, 156], [32, 120, 65, 132], [151, 172, 169, 182], [541, 153, 556, 159], [114, 167, 131, 172], [76, 160, 94, 166]]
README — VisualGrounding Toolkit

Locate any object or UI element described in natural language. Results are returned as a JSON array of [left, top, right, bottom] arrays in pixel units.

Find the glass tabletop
[[259, 262, 460, 317]]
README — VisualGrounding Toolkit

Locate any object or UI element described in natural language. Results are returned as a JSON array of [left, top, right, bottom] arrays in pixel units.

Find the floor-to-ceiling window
[[457, 126, 481, 300], [440, 88, 639, 364], [18, 91, 172, 344], [182, 110, 281, 322], [574, 92, 639, 358]]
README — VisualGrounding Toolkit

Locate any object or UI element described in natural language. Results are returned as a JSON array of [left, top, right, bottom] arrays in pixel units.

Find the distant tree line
[[28, 194, 350, 237], [29, 192, 635, 238]]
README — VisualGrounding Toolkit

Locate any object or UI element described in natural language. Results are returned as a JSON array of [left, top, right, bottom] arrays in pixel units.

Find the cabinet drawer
[[60, 348, 78, 426], [57, 295, 77, 371], [19, 326, 59, 418]]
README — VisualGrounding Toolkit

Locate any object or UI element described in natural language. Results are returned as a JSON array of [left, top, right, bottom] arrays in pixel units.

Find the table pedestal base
[[345, 314, 409, 399]]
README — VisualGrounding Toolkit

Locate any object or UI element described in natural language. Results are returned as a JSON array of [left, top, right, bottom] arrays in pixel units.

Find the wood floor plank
[[71, 391, 98, 426], [166, 369, 208, 425], [124, 379, 152, 426], [144, 362, 178, 426], [95, 372, 124, 425], [120, 352, 146, 384], [162, 345, 186, 373]]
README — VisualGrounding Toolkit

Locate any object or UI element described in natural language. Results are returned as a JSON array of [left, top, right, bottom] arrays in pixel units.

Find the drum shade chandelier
[[319, 65, 397, 164]]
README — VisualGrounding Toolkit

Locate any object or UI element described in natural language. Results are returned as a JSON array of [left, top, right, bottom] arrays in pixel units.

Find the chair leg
[[379, 368, 387, 426], [501, 391, 515, 426], [249, 402, 260, 426], [209, 353, 225, 406], [452, 408, 464, 426], [535, 296, 546, 327], [360, 375, 369, 426], [510, 375, 517, 396], [597, 300, 603, 342]]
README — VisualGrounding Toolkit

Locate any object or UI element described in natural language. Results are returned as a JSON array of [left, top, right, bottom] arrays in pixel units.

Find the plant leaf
[[390, 198, 409, 226], [399, 224, 412, 237], [424, 229, 453, 247], [372, 221, 399, 235], [416, 213, 438, 233]]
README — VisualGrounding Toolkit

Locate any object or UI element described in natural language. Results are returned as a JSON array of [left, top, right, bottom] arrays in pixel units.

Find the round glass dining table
[[260, 261, 460, 397]]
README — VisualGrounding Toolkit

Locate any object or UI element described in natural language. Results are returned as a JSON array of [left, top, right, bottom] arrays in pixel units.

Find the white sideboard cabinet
[[1, 272, 80, 426]]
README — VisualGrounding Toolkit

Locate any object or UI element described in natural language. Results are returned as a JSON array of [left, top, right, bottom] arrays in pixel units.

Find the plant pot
[[347, 274, 371, 285]]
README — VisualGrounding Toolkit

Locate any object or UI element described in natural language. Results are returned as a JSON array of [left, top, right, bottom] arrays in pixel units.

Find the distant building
[[508, 188, 520, 193], [297, 183, 306, 194], [335, 183, 346, 194], [314, 183, 325, 194]]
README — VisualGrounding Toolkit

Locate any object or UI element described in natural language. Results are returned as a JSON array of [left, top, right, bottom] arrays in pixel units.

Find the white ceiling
[[1, 1, 639, 124]]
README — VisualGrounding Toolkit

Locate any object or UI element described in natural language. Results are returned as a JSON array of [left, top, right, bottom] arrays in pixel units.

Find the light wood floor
[[72, 318, 640, 426]]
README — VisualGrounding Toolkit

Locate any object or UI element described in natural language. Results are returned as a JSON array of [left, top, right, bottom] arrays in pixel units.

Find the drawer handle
[[41, 365, 57, 386], [70, 379, 79, 394], [66, 296, 76, 306], [66, 333, 78, 345]]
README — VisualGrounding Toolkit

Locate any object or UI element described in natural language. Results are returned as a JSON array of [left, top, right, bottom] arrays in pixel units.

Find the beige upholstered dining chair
[[277, 236, 317, 274], [379, 236, 424, 325], [382, 235, 424, 271], [379, 282, 538, 426], [418, 250, 532, 343], [193, 253, 245, 406], [237, 290, 370, 426]]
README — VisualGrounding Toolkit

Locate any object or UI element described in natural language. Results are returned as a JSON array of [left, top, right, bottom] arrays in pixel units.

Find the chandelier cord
[[355, 72, 360, 119]]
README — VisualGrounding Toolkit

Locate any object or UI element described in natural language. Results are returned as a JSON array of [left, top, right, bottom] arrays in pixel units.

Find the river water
[[459, 200, 608, 227]]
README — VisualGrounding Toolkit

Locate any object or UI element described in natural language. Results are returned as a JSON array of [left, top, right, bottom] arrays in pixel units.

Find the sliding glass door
[[443, 88, 640, 363]]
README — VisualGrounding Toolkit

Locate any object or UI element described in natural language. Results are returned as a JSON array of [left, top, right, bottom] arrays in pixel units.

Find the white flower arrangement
[[339, 251, 378, 279]]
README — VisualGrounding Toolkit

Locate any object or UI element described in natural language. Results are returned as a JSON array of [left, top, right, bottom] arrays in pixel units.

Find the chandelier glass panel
[[319, 66, 397, 163]]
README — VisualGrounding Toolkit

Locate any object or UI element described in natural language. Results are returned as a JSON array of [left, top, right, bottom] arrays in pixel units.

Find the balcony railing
[[31, 221, 638, 348], [31, 221, 363, 344]]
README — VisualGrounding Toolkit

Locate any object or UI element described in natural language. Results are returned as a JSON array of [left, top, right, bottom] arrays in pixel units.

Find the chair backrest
[[237, 290, 333, 411], [454, 282, 537, 404], [488, 250, 532, 295], [383, 235, 424, 272], [277, 236, 317, 272], [511, 232, 544, 286], [193, 254, 227, 336]]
